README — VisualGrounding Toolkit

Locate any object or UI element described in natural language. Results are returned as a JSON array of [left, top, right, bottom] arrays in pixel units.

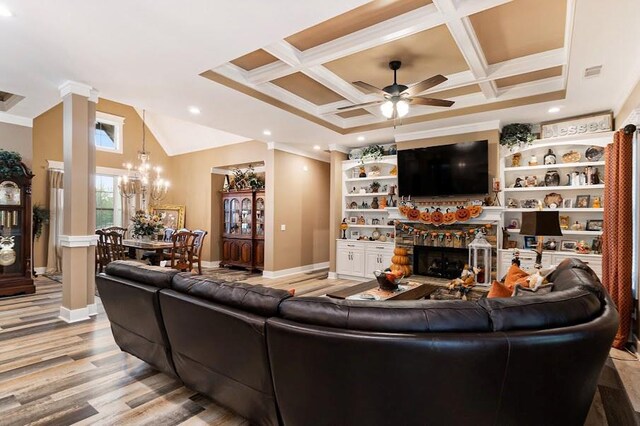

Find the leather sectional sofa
[[96, 258, 618, 426]]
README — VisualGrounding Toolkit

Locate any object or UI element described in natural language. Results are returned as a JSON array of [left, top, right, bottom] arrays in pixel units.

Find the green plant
[[360, 144, 384, 162], [230, 164, 264, 190], [370, 181, 381, 192], [32, 204, 50, 240], [0, 150, 26, 178], [500, 123, 536, 149]]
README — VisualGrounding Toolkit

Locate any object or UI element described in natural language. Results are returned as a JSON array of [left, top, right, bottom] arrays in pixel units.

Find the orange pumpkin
[[443, 209, 456, 224], [407, 208, 421, 221], [420, 209, 431, 223], [391, 255, 410, 265], [455, 206, 470, 222], [399, 205, 410, 216], [469, 205, 483, 218], [391, 263, 412, 277], [430, 208, 444, 225], [394, 247, 408, 256]]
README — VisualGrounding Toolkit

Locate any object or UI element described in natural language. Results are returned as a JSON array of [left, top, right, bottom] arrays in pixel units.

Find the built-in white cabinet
[[337, 240, 394, 280], [497, 249, 602, 281]]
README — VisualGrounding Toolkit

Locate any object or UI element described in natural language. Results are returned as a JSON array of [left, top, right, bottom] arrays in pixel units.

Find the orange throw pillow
[[488, 280, 513, 298], [504, 264, 530, 289], [288, 288, 296, 296]]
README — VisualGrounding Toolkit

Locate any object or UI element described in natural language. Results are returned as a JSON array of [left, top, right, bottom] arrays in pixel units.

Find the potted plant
[[0, 150, 29, 179], [31, 204, 50, 277], [370, 181, 381, 193], [361, 145, 384, 163], [500, 123, 536, 150]]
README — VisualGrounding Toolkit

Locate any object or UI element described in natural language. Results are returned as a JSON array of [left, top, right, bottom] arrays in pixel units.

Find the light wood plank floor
[[0, 272, 636, 425]]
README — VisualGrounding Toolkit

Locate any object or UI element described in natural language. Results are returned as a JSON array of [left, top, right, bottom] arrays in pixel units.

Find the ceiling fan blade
[[336, 100, 385, 111], [352, 81, 387, 96], [410, 97, 455, 107], [403, 74, 448, 97]]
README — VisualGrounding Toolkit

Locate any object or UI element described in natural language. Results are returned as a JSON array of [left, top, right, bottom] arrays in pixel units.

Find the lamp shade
[[519, 211, 563, 236]]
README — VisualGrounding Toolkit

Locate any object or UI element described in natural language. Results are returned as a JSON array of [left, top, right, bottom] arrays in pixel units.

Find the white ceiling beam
[[454, 0, 512, 17], [486, 48, 566, 80], [263, 41, 303, 67]]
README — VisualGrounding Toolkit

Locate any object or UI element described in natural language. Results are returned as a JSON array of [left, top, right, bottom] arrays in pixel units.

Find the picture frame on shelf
[[559, 215, 570, 230], [350, 231, 360, 240], [507, 219, 519, 229], [560, 240, 578, 251], [575, 195, 590, 208], [523, 236, 537, 249], [562, 198, 574, 209], [586, 219, 604, 231], [348, 217, 358, 224]]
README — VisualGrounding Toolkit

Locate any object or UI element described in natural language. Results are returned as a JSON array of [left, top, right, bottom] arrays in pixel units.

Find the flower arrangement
[[131, 210, 164, 238]]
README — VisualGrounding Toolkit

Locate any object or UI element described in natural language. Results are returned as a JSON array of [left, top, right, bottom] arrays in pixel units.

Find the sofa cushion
[[548, 262, 604, 300], [278, 297, 491, 333], [478, 286, 602, 331], [105, 260, 179, 289], [171, 273, 291, 317], [513, 283, 554, 297]]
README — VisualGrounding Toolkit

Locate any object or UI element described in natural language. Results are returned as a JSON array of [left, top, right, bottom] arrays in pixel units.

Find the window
[[96, 175, 116, 228], [95, 112, 124, 153]]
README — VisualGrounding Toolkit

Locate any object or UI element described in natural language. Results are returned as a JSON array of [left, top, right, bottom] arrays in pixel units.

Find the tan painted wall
[[271, 150, 330, 271], [616, 78, 640, 126], [167, 141, 268, 262], [329, 150, 347, 272], [0, 122, 32, 166], [32, 98, 171, 268], [397, 129, 500, 197]]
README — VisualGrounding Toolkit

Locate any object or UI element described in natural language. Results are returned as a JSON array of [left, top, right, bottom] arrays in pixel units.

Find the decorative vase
[[544, 170, 560, 187]]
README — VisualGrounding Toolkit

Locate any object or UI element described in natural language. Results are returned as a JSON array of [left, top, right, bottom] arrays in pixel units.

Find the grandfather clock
[[0, 154, 35, 296]]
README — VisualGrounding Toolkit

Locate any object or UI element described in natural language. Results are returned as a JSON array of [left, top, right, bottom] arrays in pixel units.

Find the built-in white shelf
[[345, 175, 397, 182], [504, 208, 604, 213], [504, 161, 605, 173], [504, 184, 604, 193], [348, 225, 395, 229], [506, 228, 603, 236], [345, 209, 389, 213]]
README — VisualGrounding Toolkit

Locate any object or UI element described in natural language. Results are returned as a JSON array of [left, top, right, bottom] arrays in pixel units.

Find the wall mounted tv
[[398, 140, 489, 197]]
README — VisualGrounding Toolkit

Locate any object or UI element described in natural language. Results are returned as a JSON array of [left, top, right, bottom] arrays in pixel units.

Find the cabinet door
[[380, 250, 393, 271], [255, 196, 265, 237], [222, 239, 232, 262], [230, 198, 240, 235], [336, 248, 353, 275], [241, 198, 252, 236], [229, 240, 241, 262], [223, 199, 231, 234], [240, 241, 253, 264], [254, 240, 264, 268], [351, 250, 365, 277]]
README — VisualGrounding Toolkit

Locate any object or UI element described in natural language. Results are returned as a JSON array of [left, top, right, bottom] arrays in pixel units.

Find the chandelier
[[117, 110, 169, 210]]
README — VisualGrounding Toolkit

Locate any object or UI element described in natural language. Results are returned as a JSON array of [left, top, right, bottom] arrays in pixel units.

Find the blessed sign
[[541, 112, 613, 139]]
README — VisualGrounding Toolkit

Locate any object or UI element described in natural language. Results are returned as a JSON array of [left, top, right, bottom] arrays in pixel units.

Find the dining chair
[[169, 231, 198, 272], [191, 229, 208, 275], [95, 229, 128, 272], [95, 230, 109, 273]]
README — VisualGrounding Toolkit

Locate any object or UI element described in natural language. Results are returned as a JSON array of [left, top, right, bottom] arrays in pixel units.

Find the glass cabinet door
[[0, 209, 23, 274], [223, 199, 231, 234], [255, 197, 265, 237], [230, 198, 240, 234], [241, 198, 252, 235]]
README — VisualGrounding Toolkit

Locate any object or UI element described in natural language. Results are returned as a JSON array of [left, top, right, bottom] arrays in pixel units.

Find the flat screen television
[[398, 140, 489, 197]]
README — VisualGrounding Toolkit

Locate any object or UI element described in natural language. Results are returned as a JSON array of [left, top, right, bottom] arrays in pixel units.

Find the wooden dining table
[[122, 239, 173, 266]]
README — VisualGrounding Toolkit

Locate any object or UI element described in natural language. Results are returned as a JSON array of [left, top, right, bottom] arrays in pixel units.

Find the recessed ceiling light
[[548, 107, 560, 113], [357, 136, 365, 142], [313, 145, 321, 150], [263, 130, 271, 136], [188, 106, 201, 115], [0, 5, 13, 17]]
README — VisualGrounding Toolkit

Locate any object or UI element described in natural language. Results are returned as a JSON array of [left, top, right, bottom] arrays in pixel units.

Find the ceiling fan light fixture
[[396, 99, 409, 118], [380, 100, 394, 119]]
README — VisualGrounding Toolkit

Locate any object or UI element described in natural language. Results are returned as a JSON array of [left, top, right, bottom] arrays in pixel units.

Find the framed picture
[[523, 236, 537, 249], [562, 198, 574, 208], [348, 217, 358, 224], [575, 195, 590, 209], [151, 204, 185, 229], [350, 230, 360, 240], [559, 215, 570, 230], [507, 219, 519, 229], [560, 240, 577, 251], [507, 241, 518, 249], [586, 220, 604, 231]]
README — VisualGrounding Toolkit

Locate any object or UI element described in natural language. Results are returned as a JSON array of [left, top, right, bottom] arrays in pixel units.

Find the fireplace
[[413, 246, 468, 279]]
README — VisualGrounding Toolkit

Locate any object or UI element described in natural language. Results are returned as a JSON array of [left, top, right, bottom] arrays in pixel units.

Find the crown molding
[[59, 80, 94, 99], [0, 112, 32, 127], [89, 89, 100, 103], [267, 142, 329, 163], [328, 144, 349, 154], [211, 165, 266, 175], [395, 120, 501, 142]]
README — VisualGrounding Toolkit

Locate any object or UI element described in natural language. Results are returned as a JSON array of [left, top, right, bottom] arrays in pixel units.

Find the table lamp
[[519, 211, 563, 269]]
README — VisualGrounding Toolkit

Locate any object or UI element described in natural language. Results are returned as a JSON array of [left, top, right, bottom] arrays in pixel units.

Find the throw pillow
[[513, 283, 554, 297], [488, 280, 513, 298], [288, 288, 296, 296], [504, 264, 530, 289]]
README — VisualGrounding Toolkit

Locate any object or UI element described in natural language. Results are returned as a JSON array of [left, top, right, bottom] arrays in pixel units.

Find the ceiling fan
[[337, 60, 454, 119]]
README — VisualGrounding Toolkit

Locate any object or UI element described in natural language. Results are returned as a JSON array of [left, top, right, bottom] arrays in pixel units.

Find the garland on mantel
[[397, 201, 483, 226], [394, 220, 492, 238]]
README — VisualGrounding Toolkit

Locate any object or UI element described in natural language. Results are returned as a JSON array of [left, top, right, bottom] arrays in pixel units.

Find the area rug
[[200, 267, 262, 282]]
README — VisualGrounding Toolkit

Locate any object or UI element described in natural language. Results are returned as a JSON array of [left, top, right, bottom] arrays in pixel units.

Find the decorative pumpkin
[[407, 208, 421, 221], [390, 263, 412, 277], [430, 208, 444, 226], [469, 205, 483, 218], [399, 205, 410, 216], [443, 208, 456, 225], [455, 206, 470, 222], [391, 255, 410, 265], [394, 247, 408, 256], [419, 209, 431, 223]]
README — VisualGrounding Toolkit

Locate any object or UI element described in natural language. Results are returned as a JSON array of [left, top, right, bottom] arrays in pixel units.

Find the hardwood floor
[[0, 273, 637, 425]]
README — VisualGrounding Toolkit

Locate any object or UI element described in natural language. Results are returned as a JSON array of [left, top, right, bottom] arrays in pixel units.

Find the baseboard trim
[[34, 267, 46, 275], [327, 271, 338, 280], [59, 306, 91, 323], [87, 303, 98, 316], [336, 274, 369, 282], [201, 260, 220, 268], [263, 261, 329, 279]]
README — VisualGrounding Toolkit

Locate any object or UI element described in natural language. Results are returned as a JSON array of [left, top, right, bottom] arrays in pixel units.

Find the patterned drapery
[[602, 129, 634, 348]]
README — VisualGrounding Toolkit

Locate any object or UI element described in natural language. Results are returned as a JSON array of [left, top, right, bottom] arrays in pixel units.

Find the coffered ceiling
[[205, 0, 573, 134]]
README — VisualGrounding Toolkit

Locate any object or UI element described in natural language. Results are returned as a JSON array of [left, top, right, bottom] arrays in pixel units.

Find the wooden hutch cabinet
[[0, 160, 35, 296], [221, 189, 265, 271]]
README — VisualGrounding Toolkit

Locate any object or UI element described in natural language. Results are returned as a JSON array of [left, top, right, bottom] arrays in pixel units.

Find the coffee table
[[326, 280, 439, 301]]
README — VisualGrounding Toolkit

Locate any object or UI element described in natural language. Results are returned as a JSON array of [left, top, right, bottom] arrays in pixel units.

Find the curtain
[[602, 129, 634, 348], [46, 170, 64, 273]]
